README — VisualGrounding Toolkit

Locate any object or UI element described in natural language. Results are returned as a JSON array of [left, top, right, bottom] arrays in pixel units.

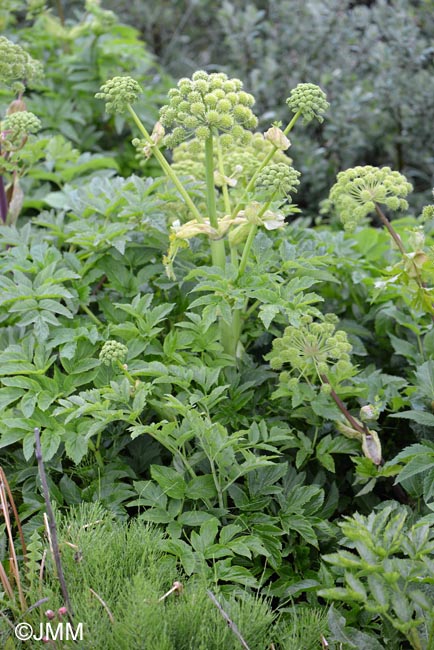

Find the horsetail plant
[[96, 73, 329, 356]]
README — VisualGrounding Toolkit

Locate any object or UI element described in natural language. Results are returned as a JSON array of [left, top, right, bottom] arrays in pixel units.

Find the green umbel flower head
[[0, 36, 43, 92], [99, 340, 128, 365], [2, 111, 41, 144], [170, 132, 292, 185], [267, 316, 353, 381], [159, 70, 258, 147], [95, 76, 142, 114], [329, 165, 413, 231], [421, 191, 434, 223], [256, 163, 301, 198], [286, 83, 329, 124]]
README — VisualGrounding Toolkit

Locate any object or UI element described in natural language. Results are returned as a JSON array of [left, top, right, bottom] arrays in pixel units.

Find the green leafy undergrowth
[[319, 502, 434, 650], [0, 503, 329, 650]]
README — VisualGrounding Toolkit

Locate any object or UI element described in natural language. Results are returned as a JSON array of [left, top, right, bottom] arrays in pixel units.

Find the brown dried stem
[[34, 427, 74, 624], [207, 590, 250, 650]]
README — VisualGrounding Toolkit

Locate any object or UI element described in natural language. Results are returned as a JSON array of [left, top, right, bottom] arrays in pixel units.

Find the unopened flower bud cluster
[[99, 340, 128, 365], [159, 71, 258, 147], [329, 165, 413, 231], [0, 36, 43, 92], [256, 163, 301, 198], [96, 76, 142, 114], [286, 83, 329, 124], [2, 111, 41, 146], [421, 203, 434, 223]]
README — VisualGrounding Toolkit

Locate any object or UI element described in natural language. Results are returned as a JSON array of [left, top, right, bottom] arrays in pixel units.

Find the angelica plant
[[96, 73, 329, 355], [329, 165, 434, 317], [319, 504, 434, 650], [266, 315, 383, 466], [0, 36, 43, 225]]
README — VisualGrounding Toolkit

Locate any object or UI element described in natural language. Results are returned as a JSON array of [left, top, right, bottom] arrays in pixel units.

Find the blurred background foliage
[[3, 0, 434, 211], [102, 0, 434, 213]]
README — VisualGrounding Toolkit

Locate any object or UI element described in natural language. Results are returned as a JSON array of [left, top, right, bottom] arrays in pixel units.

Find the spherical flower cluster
[[95, 76, 142, 114], [267, 316, 353, 381], [170, 139, 206, 179], [170, 132, 292, 186], [2, 111, 41, 145], [256, 163, 301, 198], [0, 36, 43, 92], [159, 70, 258, 148], [329, 165, 413, 231], [99, 340, 128, 365], [421, 203, 434, 223], [286, 83, 329, 124]]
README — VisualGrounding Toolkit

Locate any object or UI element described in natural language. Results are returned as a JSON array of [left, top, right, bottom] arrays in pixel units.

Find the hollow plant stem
[[215, 136, 239, 267], [230, 197, 278, 354], [215, 136, 232, 216], [127, 105, 204, 223], [204, 134, 236, 355], [204, 135, 226, 268]]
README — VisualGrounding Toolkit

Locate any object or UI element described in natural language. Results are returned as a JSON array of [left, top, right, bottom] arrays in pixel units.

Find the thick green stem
[[231, 196, 278, 354], [230, 109, 302, 219], [127, 105, 204, 223], [0, 175, 8, 223], [237, 195, 277, 279], [216, 137, 239, 268], [215, 136, 232, 216], [204, 135, 226, 268], [238, 225, 257, 277], [407, 627, 423, 650], [80, 303, 103, 326], [203, 135, 235, 355]]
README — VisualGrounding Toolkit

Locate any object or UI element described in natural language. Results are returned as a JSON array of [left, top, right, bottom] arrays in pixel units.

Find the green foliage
[[319, 503, 434, 649], [386, 440, 434, 503], [0, 504, 330, 650], [0, 5, 434, 648], [107, 0, 434, 211], [2, 0, 168, 167]]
